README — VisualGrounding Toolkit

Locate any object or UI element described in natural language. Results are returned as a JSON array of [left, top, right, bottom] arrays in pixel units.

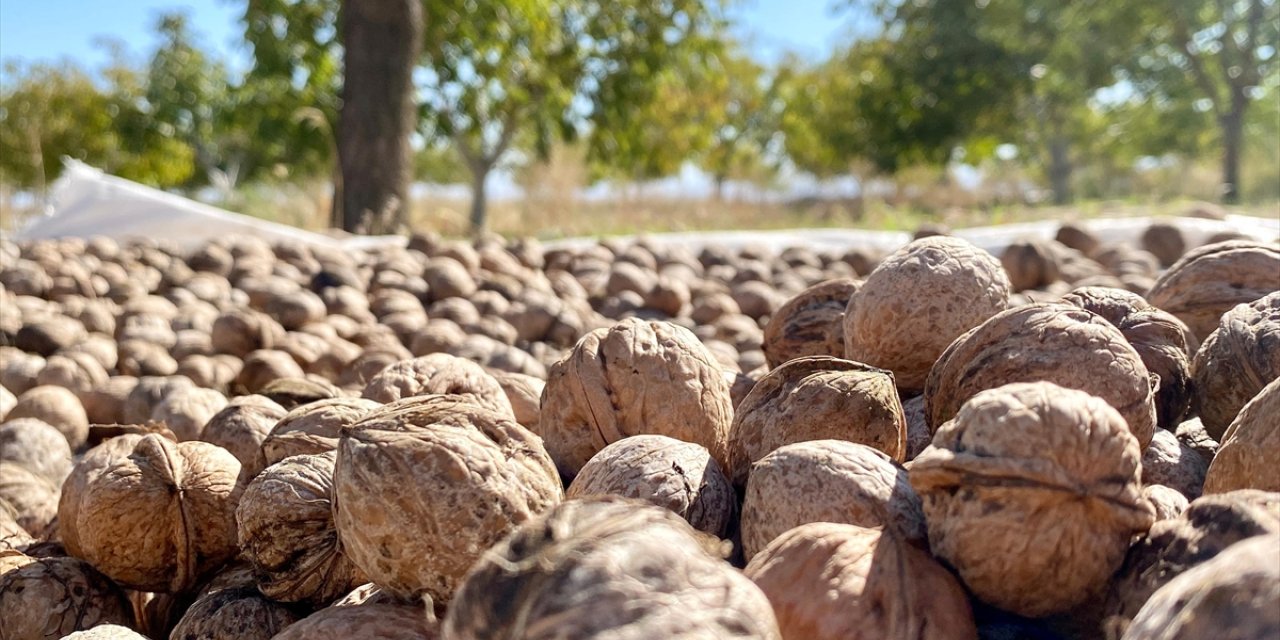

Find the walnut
[[210, 309, 285, 358], [0, 418, 73, 486], [0, 462, 59, 537], [234, 349, 307, 394], [121, 375, 195, 425], [442, 497, 781, 639], [237, 452, 366, 606], [0, 555, 135, 638], [728, 357, 906, 484], [1143, 485, 1190, 521], [200, 395, 287, 480], [7, 385, 89, 450], [761, 279, 859, 368], [1001, 237, 1063, 291], [844, 237, 1010, 393], [424, 257, 477, 302], [539, 318, 733, 479], [262, 397, 379, 466], [744, 522, 977, 640], [1061, 286, 1194, 429], [1141, 429, 1209, 499], [1145, 240, 1280, 341], [566, 435, 734, 537], [925, 303, 1159, 448], [360, 353, 513, 417], [149, 386, 228, 442], [169, 586, 301, 640], [484, 369, 544, 433], [1203, 378, 1280, 494], [1191, 292, 1280, 440], [911, 382, 1154, 617], [59, 434, 242, 592], [274, 602, 439, 640], [740, 440, 924, 561], [1140, 221, 1187, 267], [333, 395, 562, 603]]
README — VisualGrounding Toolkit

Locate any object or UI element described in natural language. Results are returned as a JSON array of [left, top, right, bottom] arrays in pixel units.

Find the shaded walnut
[[442, 497, 781, 640], [149, 386, 228, 442], [1191, 292, 1280, 440], [334, 395, 562, 603], [924, 303, 1159, 447], [200, 394, 287, 480], [911, 382, 1155, 617], [1140, 428, 1208, 499], [484, 369, 544, 433], [566, 435, 735, 537], [7, 385, 90, 450], [274, 602, 440, 640], [258, 375, 342, 410], [170, 585, 302, 640], [1145, 240, 1280, 341], [1001, 237, 1062, 292], [237, 452, 366, 606], [1144, 485, 1190, 521], [745, 523, 977, 640], [902, 395, 932, 461], [741, 440, 925, 562], [1061, 286, 1194, 429], [0, 462, 60, 537], [539, 318, 734, 479], [234, 349, 306, 394], [59, 435, 241, 592], [0, 555, 135, 638], [844, 236, 1010, 394], [1122, 534, 1280, 640], [262, 397, 380, 466], [0, 418, 73, 485], [761, 279, 859, 368], [1203, 378, 1280, 494], [728, 357, 906, 485], [1140, 222, 1187, 267], [360, 353, 513, 417]]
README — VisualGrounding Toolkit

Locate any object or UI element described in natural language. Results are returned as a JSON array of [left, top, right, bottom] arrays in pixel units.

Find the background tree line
[[1, 0, 1276, 234]]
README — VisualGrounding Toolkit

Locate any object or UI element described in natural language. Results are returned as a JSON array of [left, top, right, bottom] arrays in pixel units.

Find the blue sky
[[0, 0, 862, 74]]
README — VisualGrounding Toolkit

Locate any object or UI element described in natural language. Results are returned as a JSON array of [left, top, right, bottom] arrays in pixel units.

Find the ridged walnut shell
[[1122, 534, 1280, 640], [333, 395, 562, 603], [741, 440, 925, 561], [0, 555, 135, 638], [745, 522, 977, 640], [1104, 489, 1280, 629], [910, 382, 1155, 617], [1145, 240, 1280, 341], [1141, 429, 1208, 500], [566, 435, 734, 537], [761, 279, 859, 368], [539, 318, 734, 479], [169, 586, 301, 640], [442, 497, 781, 640], [360, 353, 513, 417], [1204, 378, 1280, 494], [924, 303, 1159, 448], [273, 602, 440, 640], [59, 434, 242, 592], [57, 434, 144, 557], [1061, 286, 1194, 429], [728, 357, 906, 485], [236, 451, 366, 606], [261, 397, 380, 467], [1191, 292, 1280, 440], [844, 237, 1010, 393]]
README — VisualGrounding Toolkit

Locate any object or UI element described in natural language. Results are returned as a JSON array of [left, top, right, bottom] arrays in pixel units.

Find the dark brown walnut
[[761, 279, 859, 368], [169, 585, 302, 640], [566, 435, 735, 537], [7, 385, 90, 450], [0, 555, 135, 638], [1141, 429, 1209, 499], [901, 395, 932, 461], [442, 497, 781, 640], [539, 318, 734, 479], [484, 369, 544, 433], [924, 303, 1159, 448], [59, 434, 242, 592], [333, 395, 562, 603], [1061, 286, 1194, 429], [0, 418, 73, 485], [1144, 484, 1190, 521], [740, 440, 925, 561], [0, 462, 59, 537], [1203, 378, 1280, 494], [149, 386, 228, 442], [234, 349, 307, 394], [1140, 222, 1187, 267], [1121, 533, 1280, 640], [360, 353, 514, 417], [200, 394, 287, 480], [274, 602, 440, 640], [1001, 237, 1062, 292], [1191, 292, 1280, 440], [262, 397, 380, 466], [1145, 240, 1280, 341], [845, 236, 1011, 393], [237, 452, 366, 606], [745, 522, 977, 640], [728, 357, 906, 484], [911, 382, 1155, 618]]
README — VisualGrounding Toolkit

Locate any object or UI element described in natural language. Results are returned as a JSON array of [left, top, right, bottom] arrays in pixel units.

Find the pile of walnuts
[[1, 214, 1277, 639]]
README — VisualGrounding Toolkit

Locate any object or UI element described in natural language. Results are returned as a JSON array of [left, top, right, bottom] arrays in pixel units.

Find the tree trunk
[[1048, 135, 1073, 206], [1219, 99, 1245, 204], [468, 162, 491, 235], [336, 0, 422, 234]]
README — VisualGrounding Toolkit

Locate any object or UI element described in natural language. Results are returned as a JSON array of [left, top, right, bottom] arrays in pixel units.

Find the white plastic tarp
[[10, 160, 406, 252]]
